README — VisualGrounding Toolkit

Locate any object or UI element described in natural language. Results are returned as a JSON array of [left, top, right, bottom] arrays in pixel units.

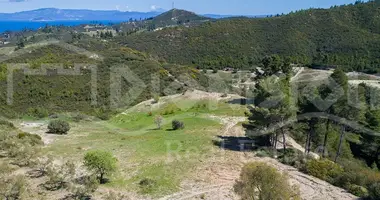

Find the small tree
[[84, 151, 117, 183], [154, 115, 163, 130], [48, 120, 70, 135], [153, 95, 160, 104], [234, 162, 300, 200], [172, 120, 184, 130]]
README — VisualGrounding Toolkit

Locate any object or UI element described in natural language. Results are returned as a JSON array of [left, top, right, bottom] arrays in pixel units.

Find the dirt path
[[160, 116, 357, 200], [349, 80, 380, 88], [290, 67, 305, 82], [18, 121, 56, 145]]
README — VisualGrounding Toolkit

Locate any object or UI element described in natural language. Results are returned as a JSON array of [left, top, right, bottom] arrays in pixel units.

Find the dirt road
[[160, 116, 357, 200]]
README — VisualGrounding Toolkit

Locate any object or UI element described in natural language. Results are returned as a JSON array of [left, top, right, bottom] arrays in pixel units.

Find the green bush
[[72, 113, 86, 122], [255, 147, 276, 158], [306, 159, 343, 182], [27, 107, 49, 119], [0, 120, 15, 128], [335, 159, 380, 189], [348, 184, 368, 197], [47, 120, 70, 135], [369, 182, 380, 200], [49, 114, 59, 119], [17, 132, 43, 146], [96, 113, 111, 121], [139, 178, 156, 193], [160, 103, 181, 116], [172, 120, 184, 130], [234, 162, 300, 200]]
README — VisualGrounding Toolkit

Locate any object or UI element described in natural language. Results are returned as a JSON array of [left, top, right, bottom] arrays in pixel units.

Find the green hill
[[0, 39, 211, 118], [122, 1, 380, 73], [151, 9, 211, 27]]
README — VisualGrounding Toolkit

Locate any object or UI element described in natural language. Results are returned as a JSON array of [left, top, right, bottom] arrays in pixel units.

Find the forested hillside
[[0, 39, 211, 118], [122, 0, 380, 73], [150, 9, 211, 27]]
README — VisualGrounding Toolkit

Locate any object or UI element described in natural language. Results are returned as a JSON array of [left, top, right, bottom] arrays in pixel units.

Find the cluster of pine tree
[[97, 31, 113, 39], [246, 55, 380, 198]]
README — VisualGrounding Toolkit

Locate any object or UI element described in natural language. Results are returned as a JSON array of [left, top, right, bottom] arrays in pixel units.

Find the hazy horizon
[[0, 0, 367, 15]]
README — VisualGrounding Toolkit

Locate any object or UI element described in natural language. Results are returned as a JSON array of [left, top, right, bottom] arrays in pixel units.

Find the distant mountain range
[[0, 8, 265, 21], [0, 8, 164, 21]]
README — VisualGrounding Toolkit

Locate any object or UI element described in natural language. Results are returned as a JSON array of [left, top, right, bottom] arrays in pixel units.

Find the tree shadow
[[213, 135, 256, 152], [27, 169, 46, 178], [227, 98, 254, 105], [147, 128, 161, 131], [60, 194, 91, 200], [99, 177, 110, 184]]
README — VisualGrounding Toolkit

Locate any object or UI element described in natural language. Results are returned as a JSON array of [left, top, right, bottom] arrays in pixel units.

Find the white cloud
[[150, 5, 160, 11]]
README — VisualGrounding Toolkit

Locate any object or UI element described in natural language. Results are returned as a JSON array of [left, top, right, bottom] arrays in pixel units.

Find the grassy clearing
[[24, 99, 248, 196], [43, 107, 224, 196]]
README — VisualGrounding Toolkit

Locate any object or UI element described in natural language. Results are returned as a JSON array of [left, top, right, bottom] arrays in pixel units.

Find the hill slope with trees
[[0, 38, 211, 118], [122, 1, 380, 73]]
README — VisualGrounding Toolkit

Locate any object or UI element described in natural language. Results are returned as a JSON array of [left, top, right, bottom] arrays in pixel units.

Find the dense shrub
[[348, 184, 368, 197], [17, 132, 43, 146], [49, 114, 59, 119], [47, 120, 70, 135], [0, 120, 15, 128], [72, 113, 86, 122], [234, 162, 300, 200], [139, 178, 156, 194], [172, 120, 184, 130], [44, 161, 76, 191], [160, 103, 181, 115], [27, 107, 49, 119], [306, 159, 343, 182], [255, 147, 276, 158], [369, 182, 380, 200], [0, 175, 29, 200], [96, 113, 111, 121], [68, 175, 99, 200], [278, 148, 308, 170], [334, 159, 380, 190]]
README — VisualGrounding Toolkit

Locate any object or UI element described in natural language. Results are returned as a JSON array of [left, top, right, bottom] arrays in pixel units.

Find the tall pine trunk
[[273, 133, 278, 150], [322, 119, 330, 157], [305, 129, 310, 154], [305, 120, 314, 154], [334, 125, 345, 163], [281, 128, 286, 153]]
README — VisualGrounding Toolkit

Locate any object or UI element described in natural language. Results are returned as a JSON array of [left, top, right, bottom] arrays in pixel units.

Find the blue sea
[[0, 20, 125, 33]]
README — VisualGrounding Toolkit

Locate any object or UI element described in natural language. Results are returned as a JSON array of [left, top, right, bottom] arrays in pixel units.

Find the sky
[[0, 0, 366, 15]]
